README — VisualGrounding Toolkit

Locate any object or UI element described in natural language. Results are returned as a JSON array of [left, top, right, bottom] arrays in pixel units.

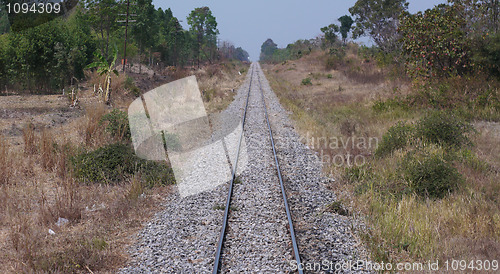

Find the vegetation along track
[[121, 63, 369, 273]]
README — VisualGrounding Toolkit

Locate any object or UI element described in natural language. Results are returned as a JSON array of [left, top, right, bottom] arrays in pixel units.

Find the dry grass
[[80, 103, 107, 147], [197, 61, 249, 114], [0, 128, 172, 273], [23, 123, 37, 155], [263, 48, 500, 265], [0, 99, 170, 272], [0, 136, 10, 185], [83, 70, 136, 107], [40, 129, 56, 171]]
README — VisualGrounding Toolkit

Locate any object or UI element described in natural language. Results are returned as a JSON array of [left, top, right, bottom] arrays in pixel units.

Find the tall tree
[[448, 0, 500, 34], [132, 0, 159, 67], [259, 38, 277, 62], [349, 0, 409, 52], [320, 23, 340, 46], [235, 47, 249, 61], [84, 0, 121, 59], [338, 15, 354, 44], [187, 6, 218, 67], [399, 4, 471, 78], [0, 1, 10, 34]]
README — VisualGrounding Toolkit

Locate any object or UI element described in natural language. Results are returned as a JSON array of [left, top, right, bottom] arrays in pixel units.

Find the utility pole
[[118, 0, 136, 72], [122, 0, 130, 72]]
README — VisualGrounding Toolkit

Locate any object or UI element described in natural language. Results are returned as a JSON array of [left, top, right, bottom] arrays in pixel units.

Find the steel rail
[[212, 65, 254, 274], [257, 69, 303, 274]]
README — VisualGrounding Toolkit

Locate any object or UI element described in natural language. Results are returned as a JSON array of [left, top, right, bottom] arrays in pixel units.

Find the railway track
[[212, 63, 303, 273], [121, 62, 370, 274]]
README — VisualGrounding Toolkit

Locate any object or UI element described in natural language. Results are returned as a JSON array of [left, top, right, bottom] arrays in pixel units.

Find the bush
[[301, 77, 312, 86], [71, 143, 135, 183], [99, 109, 131, 141], [137, 159, 175, 188], [401, 147, 462, 199], [415, 111, 474, 148], [71, 143, 174, 185], [474, 32, 500, 79], [325, 55, 342, 70], [375, 122, 414, 157], [325, 47, 346, 70], [124, 76, 140, 97]]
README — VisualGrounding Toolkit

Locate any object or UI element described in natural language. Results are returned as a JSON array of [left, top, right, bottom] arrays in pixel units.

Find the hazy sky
[[152, 0, 447, 61]]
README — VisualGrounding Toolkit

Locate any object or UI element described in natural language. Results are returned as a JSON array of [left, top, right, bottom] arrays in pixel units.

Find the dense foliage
[[71, 143, 174, 186], [349, 0, 409, 52], [0, 1, 248, 93], [338, 15, 354, 44], [399, 4, 472, 77], [399, 1, 500, 78], [187, 6, 218, 67], [0, 8, 95, 92]]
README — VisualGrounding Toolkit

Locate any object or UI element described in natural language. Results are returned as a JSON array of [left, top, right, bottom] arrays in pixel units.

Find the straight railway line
[[212, 63, 303, 273]]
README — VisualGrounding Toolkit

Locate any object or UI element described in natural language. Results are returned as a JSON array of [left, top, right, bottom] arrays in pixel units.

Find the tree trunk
[[105, 74, 111, 104], [105, 27, 110, 60]]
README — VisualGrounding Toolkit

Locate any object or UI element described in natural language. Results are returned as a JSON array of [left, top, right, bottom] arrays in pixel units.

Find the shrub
[[375, 122, 414, 157], [325, 55, 342, 70], [124, 76, 140, 97], [327, 74, 333, 79], [415, 111, 474, 148], [401, 147, 462, 199], [399, 4, 472, 78], [71, 143, 173, 186], [99, 109, 131, 142], [474, 32, 500, 79], [71, 143, 135, 183], [325, 47, 346, 70], [137, 159, 175, 188], [301, 77, 312, 86]]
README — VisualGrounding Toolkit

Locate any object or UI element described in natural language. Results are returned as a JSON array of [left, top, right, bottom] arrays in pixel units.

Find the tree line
[[0, 0, 249, 93], [260, 0, 500, 79]]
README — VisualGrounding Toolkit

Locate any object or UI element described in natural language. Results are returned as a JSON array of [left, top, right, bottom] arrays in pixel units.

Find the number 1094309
[[6, 2, 61, 14]]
